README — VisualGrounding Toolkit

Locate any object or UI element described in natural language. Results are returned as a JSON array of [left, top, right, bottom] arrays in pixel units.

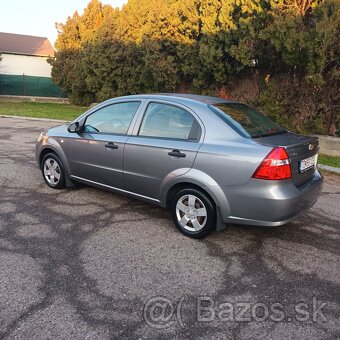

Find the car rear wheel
[[41, 153, 66, 189], [171, 188, 216, 238]]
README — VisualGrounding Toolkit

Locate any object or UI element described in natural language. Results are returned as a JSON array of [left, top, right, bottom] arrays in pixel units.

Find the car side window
[[139, 102, 199, 140], [84, 101, 141, 135]]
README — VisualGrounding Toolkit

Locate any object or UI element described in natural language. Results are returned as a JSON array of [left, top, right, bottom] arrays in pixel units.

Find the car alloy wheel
[[41, 153, 66, 189], [171, 188, 215, 238], [44, 158, 61, 186], [176, 194, 207, 232]]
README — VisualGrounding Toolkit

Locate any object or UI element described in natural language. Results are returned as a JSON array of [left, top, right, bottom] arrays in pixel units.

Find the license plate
[[299, 154, 317, 173]]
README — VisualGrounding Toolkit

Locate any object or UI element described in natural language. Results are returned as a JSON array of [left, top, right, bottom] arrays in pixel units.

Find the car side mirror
[[67, 122, 80, 133]]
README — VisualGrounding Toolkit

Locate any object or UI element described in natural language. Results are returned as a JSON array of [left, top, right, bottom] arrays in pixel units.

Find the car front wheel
[[171, 188, 216, 238], [41, 153, 66, 189]]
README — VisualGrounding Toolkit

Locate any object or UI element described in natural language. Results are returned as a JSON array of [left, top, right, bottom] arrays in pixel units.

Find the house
[[0, 32, 65, 98]]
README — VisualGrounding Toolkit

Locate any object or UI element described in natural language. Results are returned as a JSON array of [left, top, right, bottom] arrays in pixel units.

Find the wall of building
[[0, 53, 52, 77]]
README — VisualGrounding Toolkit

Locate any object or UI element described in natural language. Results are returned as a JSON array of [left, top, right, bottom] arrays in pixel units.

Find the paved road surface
[[0, 117, 339, 339]]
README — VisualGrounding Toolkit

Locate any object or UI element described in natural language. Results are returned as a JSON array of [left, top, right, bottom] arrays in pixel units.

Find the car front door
[[123, 101, 203, 199], [66, 101, 142, 189]]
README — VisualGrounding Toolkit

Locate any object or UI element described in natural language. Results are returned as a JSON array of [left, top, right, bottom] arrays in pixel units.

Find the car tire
[[41, 153, 66, 189], [171, 188, 216, 238]]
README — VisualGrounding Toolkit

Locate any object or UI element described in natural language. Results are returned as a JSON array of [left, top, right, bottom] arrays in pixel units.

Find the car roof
[[112, 93, 236, 106]]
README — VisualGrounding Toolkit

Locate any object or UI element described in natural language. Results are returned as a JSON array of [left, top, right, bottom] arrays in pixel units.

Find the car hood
[[47, 124, 69, 136]]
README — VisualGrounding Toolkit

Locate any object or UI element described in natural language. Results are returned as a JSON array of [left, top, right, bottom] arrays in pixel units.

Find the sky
[[0, 0, 128, 47]]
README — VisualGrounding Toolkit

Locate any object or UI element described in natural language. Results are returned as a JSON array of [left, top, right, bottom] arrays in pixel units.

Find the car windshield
[[210, 103, 287, 138]]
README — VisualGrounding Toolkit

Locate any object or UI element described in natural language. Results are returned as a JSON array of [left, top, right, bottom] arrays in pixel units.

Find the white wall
[[0, 53, 52, 77]]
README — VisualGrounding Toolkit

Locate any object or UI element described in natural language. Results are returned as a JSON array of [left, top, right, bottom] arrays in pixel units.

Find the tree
[[78, 0, 104, 43], [51, 0, 339, 134], [55, 12, 82, 50]]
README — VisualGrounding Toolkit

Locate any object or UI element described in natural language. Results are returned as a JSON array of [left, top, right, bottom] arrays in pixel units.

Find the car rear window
[[209, 103, 287, 138]]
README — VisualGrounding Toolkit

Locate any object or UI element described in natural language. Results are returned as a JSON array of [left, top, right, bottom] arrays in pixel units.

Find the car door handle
[[105, 142, 119, 150], [168, 149, 186, 158]]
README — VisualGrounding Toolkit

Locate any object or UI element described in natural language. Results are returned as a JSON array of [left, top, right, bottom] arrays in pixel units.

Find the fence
[[0, 74, 67, 98], [316, 135, 340, 157]]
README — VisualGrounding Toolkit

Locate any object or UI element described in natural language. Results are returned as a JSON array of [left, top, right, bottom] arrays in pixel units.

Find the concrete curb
[[318, 164, 340, 174], [0, 115, 68, 123], [0, 95, 69, 104]]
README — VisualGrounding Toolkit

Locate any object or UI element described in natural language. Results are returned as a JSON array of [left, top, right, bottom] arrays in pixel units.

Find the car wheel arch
[[39, 148, 57, 168], [38, 146, 71, 180], [165, 181, 228, 232], [161, 169, 232, 223], [165, 182, 215, 210]]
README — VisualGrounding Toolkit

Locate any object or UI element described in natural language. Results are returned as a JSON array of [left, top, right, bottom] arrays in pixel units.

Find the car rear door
[[66, 101, 142, 189], [123, 101, 203, 200]]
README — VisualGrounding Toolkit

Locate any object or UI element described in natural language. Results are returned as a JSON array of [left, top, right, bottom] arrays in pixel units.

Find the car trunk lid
[[255, 132, 319, 186]]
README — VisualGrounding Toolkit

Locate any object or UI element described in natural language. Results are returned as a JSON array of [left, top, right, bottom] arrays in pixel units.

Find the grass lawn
[[0, 100, 88, 121], [318, 154, 340, 168]]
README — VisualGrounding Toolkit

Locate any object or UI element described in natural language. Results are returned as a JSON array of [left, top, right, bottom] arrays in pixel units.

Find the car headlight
[[37, 132, 45, 143]]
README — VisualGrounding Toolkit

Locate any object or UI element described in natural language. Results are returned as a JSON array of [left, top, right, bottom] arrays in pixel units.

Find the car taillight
[[252, 147, 292, 180]]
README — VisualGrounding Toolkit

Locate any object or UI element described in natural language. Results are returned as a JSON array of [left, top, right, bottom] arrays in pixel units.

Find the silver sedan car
[[36, 94, 323, 238]]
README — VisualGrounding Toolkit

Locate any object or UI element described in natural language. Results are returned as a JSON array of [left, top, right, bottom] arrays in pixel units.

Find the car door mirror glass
[[67, 122, 80, 133]]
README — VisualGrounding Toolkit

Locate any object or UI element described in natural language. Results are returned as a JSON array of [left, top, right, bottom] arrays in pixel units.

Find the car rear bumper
[[221, 170, 323, 226]]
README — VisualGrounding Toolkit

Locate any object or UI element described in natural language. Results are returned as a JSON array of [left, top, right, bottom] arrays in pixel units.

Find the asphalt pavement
[[0, 116, 339, 339]]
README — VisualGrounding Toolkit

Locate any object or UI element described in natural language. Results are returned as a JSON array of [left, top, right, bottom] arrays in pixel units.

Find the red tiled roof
[[0, 32, 54, 57]]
